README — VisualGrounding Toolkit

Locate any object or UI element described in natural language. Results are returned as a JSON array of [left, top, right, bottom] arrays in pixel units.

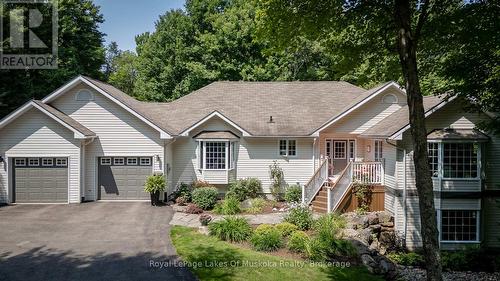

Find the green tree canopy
[[0, 0, 105, 118]]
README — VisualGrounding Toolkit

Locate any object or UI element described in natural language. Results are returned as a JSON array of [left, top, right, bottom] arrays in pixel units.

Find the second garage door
[[98, 157, 152, 200]]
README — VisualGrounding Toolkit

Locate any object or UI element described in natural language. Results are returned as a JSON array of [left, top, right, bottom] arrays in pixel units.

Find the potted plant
[[144, 174, 166, 206]]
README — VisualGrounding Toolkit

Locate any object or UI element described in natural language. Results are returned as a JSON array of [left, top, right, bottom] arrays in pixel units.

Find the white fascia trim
[[389, 95, 457, 140], [310, 81, 404, 136], [0, 100, 89, 139], [180, 111, 251, 137], [31, 102, 88, 139], [42, 76, 173, 139]]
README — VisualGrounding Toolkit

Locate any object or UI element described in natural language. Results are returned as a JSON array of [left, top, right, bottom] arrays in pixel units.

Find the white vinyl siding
[[0, 108, 81, 203], [50, 83, 164, 201]]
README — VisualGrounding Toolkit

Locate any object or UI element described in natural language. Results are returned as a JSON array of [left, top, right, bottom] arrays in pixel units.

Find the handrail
[[329, 161, 354, 212], [303, 157, 328, 205], [352, 161, 384, 184]]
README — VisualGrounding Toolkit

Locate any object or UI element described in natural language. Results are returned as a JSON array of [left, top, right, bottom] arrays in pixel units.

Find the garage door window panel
[[28, 158, 39, 166], [101, 158, 111, 165], [114, 158, 125, 165], [140, 158, 151, 166], [127, 158, 138, 165], [42, 158, 53, 166], [15, 158, 26, 166], [56, 158, 67, 167]]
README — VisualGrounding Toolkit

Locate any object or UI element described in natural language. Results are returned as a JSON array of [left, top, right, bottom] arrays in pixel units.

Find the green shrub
[[245, 197, 267, 214], [144, 174, 166, 193], [275, 222, 299, 237], [250, 224, 283, 251], [284, 185, 302, 203], [192, 187, 218, 210], [313, 213, 355, 258], [387, 252, 424, 266], [175, 182, 192, 201], [287, 231, 309, 253], [226, 178, 262, 201], [213, 197, 241, 215], [208, 217, 252, 242], [284, 206, 313, 230], [305, 237, 327, 261]]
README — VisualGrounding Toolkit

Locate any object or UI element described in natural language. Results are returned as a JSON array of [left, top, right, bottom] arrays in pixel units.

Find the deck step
[[312, 201, 328, 208], [314, 195, 327, 201], [312, 205, 327, 213]]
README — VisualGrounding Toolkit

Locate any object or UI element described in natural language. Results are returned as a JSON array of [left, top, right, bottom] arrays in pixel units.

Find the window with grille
[[28, 158, 39, 166], [15, 158, 26, 166], [42, 158, 53, 166], [428, 142, 439, 177], [205, 142, 226, 170], [56, 158, 67, 166], [349, 140, 355, 160], [443, 143, 478, 178], [333, 141, 346, 159], [374, 140, 383, 161], [441, 210, 478, 241], [279, 140, 296, 157]]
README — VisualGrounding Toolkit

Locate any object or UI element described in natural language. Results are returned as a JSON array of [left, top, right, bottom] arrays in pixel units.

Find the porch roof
[[427, 129, 489, 141]]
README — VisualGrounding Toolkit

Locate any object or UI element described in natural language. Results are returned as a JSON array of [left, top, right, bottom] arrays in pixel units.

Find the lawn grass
[[171, 226, 383, 281]]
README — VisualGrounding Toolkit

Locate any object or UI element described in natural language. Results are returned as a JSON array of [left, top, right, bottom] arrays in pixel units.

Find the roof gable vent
[[76, 89, 94, 101]]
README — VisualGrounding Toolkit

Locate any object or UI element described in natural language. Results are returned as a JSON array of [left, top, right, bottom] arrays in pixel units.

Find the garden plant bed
[[171, 226, 383, 281]]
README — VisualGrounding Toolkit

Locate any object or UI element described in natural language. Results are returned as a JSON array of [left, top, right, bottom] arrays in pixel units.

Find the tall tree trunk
[[394, 1, 443, 281]]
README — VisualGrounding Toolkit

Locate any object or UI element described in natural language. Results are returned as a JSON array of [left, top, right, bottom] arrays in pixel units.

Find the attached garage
[[13, 157, 68, 203], [98, 157, 153, 200]]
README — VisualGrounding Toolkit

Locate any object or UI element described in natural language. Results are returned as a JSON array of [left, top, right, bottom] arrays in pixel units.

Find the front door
[[325, 140, 348, 176]]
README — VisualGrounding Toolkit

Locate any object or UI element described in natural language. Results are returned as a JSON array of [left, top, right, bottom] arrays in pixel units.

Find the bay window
[[427, 142, 479, 179], [440, 210, 479, 242], [199, 141, 236, 170]]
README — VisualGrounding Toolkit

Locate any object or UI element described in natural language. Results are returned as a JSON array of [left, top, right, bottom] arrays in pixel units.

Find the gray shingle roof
[[33, 100, 95, 137], [193, 131, 240, 140], [359, 96, 445, 138], [427, 128, 489, 141]]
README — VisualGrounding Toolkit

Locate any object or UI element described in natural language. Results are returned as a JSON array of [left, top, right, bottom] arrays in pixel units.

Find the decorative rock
[[379, 231, 395, 245], [377, 211, 393, 224], [381, 221, 394, 227], [369, 224, 381, 234], [369, 239, 380, 252], [240, 199, 253, 209], [361, 254, 377, 273], [172, 205, 187, 212], [367, 213, 379, 225], [272, 207, 278, 212], [198, 226, 209, 235]]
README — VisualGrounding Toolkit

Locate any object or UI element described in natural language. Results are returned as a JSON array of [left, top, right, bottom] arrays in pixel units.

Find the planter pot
[[150, 191, 160, 206]]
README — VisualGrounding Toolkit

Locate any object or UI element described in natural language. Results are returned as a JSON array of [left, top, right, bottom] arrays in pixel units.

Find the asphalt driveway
[[0, 202, 196, 281]]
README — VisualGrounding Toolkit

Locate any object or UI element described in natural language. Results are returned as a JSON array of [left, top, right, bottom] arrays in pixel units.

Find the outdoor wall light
[[0, 156, 3, 163], [366, 145, 371, 153]]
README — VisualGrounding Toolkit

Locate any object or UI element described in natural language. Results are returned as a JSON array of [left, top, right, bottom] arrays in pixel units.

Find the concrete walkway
[[170, 212, 286, 228]]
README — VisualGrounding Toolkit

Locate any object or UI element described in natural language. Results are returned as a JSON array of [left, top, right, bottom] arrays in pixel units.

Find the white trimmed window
[[28, 158, 39, 166], [140, 157, 151, 166], [374, 140, 383, 161], [127, 158, 138, 165], [15, 158, 26, 166], [55, 158, 67, 166], [349, 140, 355, 160], [42, 158, 53, 166], [428, 143, 439, 177], [441, 210, 479, 242], [279, 139, 297, 157], [114, 158, 125, 165], [100, 158, 111, 165], [205, 142, 226, 170], [427, 142, 479, 179], [333, 141, 346, 159]]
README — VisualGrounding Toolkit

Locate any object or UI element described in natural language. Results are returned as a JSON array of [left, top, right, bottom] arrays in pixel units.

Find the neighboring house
[[0, 75, 498, 250]]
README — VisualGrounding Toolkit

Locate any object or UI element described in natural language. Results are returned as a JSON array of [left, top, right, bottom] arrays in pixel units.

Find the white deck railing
[[352, 161, 384, 184], [302, 157, 328, 204]]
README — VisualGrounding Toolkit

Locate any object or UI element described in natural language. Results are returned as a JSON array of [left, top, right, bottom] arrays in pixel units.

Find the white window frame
[[374, 140, 383, 162], [42, 158, 53, 166], [113, 158, 125, 165], [333, 141, 347, 159], [100, 157, 111, 165], [428, 141, 481, 180], [28, 158, 39, 166], [15, 158, 26, 166], [203, 141, 227, 170], [278, 139, 297, 157], [349, 140, 356, 161], [55, 158, 67, 166], [439, 209, 480, 243], [140, 157, 151, 166], [127, 158, 138, 165]]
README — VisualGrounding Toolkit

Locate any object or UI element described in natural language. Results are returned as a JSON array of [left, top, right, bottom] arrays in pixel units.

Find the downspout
[[312, 138, 317, 173], [164, 138, 177, 199]]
